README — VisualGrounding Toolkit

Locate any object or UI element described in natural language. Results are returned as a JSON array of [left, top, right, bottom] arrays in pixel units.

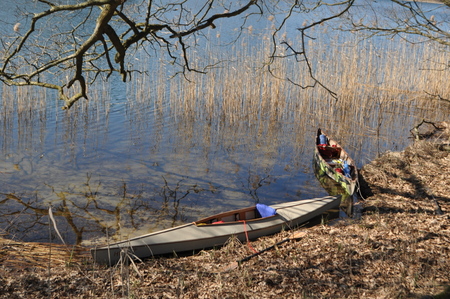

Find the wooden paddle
[[221, 231, 307, 272]]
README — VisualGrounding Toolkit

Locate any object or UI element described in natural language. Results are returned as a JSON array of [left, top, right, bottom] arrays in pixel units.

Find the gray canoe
[[91, 196, 340, 264]]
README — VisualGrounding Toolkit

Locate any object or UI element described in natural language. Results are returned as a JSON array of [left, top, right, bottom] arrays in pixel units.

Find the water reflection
[[0, 175, 216, 245], [313, 162, 353, 217]]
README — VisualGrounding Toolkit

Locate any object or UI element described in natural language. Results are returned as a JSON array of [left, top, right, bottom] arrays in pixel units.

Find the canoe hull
[[91, 196, 340, 264], [313, 130, 358, 195], [313, 149, 356, 195]]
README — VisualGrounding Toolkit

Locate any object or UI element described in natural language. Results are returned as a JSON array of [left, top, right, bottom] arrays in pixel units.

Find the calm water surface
[[0, 0, 447, 245]]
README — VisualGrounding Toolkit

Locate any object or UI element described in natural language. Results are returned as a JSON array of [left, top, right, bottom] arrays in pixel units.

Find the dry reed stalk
[[125, 29, 448, 164], [0, 236, 89, 268]]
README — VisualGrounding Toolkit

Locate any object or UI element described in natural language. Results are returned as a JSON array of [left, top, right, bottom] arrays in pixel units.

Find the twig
[[48, 206, 67, 246], [425, 187, 444, 215], [221, 231, 307, 272], [410, 119, 440, 140], [48, 211, 52, 299]]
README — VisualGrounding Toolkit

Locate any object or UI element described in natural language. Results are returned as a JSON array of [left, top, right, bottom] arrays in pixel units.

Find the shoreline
[[1, 138, 449, 298]]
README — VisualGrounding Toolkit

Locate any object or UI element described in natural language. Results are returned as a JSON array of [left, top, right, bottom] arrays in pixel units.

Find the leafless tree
[[347, 0, 449, 46], [0, 0, 262, 109], [0, 0, 362, 109], [9, 1, 445, 109]]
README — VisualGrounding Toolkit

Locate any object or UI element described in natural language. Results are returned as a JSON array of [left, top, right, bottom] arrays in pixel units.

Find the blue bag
[[343, 161, 352, 178], [256, 204, 277, 218]]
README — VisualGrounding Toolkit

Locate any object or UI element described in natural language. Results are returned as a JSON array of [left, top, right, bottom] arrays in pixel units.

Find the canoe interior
[[195, 206, 269, 226], [317, 147, 357, 177], [317, 145, 342, 159]]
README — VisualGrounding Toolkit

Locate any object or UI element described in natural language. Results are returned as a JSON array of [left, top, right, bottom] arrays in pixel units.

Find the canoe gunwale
[[195, 214, 278, 227]]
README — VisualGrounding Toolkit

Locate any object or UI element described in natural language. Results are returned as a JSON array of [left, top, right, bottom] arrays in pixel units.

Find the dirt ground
[[1, 124, 449, 298]]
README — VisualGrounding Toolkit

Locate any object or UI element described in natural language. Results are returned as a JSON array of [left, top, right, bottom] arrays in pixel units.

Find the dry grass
[[160, 31, 450, 121], [0, 237, 88, 269]]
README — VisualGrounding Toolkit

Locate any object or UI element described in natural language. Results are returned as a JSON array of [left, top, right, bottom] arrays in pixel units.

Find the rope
[[242, 221, 258, 254], [355, 179, 366, 201]]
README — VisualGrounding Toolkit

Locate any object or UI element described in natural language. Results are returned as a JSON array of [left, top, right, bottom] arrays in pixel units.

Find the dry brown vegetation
[[1, 129, 449, 298]]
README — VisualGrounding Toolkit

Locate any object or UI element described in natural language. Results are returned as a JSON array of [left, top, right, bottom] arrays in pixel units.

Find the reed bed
[[5, 29, 445, 198], [123, 28, 450, 165], [2, 27, 446, 163]]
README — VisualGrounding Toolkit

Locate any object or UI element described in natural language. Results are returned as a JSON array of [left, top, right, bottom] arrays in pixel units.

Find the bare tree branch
[[0, 0, 260, 109], [346, 0, 450, 47], [3, 0, 446, 111], [169, 0, 257, 38], [267, 0, 355, 99]]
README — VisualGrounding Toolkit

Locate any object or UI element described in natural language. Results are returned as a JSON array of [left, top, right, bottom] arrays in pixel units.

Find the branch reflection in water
[[0, 175, 215, 245]]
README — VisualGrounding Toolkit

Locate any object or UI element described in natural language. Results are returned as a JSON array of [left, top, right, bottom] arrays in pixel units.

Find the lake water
[[0, 0, 448, 245]]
